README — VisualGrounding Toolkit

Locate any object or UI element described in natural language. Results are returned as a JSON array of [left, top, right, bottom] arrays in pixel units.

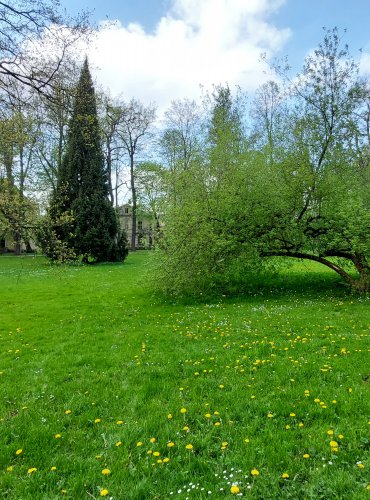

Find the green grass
[[0, 252, 369, 499]]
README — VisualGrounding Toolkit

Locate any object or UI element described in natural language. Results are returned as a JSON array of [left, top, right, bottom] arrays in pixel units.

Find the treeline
[[0, 10, 368, 291]]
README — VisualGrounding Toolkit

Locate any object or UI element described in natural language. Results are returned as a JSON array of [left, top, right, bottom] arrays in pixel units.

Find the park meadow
[[0, 252, 369, 499]]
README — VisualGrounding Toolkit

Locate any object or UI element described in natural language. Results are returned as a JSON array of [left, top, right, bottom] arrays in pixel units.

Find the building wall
[[118, 205, 155, 249]]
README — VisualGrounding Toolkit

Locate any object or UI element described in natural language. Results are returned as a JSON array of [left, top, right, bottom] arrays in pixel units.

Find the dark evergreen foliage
[[44, 59, 127, 263]]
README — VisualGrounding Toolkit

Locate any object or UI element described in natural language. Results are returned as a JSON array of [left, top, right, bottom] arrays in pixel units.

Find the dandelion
[[327, 430, 334, 436], [289, 413, 296, 417], [298, 422, 304, 428], [285, 425, 291, 430], [150, 437, 157, 443], [15, 449, 23, 455], [116, 420, 124, 425], [167, 442, 175, 448], [221, 441, 228, 447], [115, 441, 122, 447], [183, 426, 189, 432], [244, 438, 250, 443], [180, 408, 187, 414], [157, 459, 163, 464], [94, 418, 101, 423], [204, 413, 211, 418], [281, 472, 289, 479], [357, 462, 365, 469], [102, 468, 111, 475], [230, 485, 240, 494], [100, 489, 109, 497], [185, 444, 193, 450], [136, 441, 143, 447], [167, 414, 173, 419], [329, 441, 338, 448], [27, 468, 37, 474], [6, 466, 13, 472], [54, 434, 62, 439], [219, 384, 224, 389], [338, 434, 344, 439], [50, 466, 57, 471], [251, 468, 260, 476], [267, 413, 274, 418], [214, 422, 221, 427], [163, 457, 170, 463], [303, 454, 310, 459], [153, 451, 161, 457], [64, 410, 71, 415]]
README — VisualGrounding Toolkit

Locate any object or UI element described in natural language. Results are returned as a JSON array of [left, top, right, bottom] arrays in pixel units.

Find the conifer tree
[[46, 59, 127, 262]]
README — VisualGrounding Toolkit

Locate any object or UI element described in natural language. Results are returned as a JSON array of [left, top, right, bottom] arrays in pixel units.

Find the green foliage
[[0, 253, 369, 498], [155, 31, 370, 297], [45, 59, 127, 263]]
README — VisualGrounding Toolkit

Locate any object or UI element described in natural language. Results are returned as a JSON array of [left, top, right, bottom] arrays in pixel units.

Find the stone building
[[117, 204, 155, 249]]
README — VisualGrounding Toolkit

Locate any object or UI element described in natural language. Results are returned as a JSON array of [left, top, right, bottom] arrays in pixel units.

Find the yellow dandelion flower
[[329, 441, 338, 448], [285, 425, 291, 430], [357, 462, 365, 469], [214, 411, 220, 415], [366, 485, 370, 490], [6, 466, 13, 472], [136, 442, 143, 447], [298, 422, 304, 428], [153, 451, 160, 457], [332, 400, 337, 404], [314, 398, 320, 403], [100, 489, 109, 497], [96, 455, 102, 459], [163, 457, 170, 463], [167, 414, 173, 419], [230, 485, 240, 494], [50, 466, 57, 471], [167, 442, 175, 448], [54, 434, 62, 439], [204, 413, 211, 418], [115, 441, 122, 447], [338, 434, 344, 439], [219, 384, 224, 389], [327, 430, 334, 436], [15, 449, 23, 455], [244, 438, 250, 443], [251, 468, 260, 476], [64, 410, 71, 415], [267, 413, 274, 418], [27, 468, 37, 474], [303, 454, 310, 459], [94, 418, 101, 423], [222, 441, 228, 447], [281, 472, 289, 479], [116, 420, 124, 425], [180, 408, 187, 414], [147, 450, 152, 454], [101, 468, 111, 475], [214, 422, 221, 427], [289, 413, 296, 417], [150, 437, 156, 443], [183, 426, 189, 431], [157, 459, 163, 464], [185, 443, 193, 450]]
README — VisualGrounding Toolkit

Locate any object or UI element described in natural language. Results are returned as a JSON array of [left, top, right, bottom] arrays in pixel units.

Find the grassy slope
[[0, 252, 369, 499]]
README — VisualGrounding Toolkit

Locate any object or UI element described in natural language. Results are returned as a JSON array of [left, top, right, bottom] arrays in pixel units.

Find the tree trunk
[[130, 153, 137, 251], [262, 251, 369, 293]]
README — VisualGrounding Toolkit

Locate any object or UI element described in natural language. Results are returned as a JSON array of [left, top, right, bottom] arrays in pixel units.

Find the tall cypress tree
[[48, 58, 127, 262]]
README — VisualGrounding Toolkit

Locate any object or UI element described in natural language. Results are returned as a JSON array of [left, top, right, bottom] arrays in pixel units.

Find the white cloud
[[359, 51, 370, 76], [85, 0, 291, 114]]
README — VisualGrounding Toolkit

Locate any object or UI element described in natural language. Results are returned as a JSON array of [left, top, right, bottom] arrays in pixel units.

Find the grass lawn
[[0, 252, 369, 499]]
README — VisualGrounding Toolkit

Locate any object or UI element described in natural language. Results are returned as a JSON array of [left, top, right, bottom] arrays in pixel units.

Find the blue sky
[[59, 0, 370, 114]]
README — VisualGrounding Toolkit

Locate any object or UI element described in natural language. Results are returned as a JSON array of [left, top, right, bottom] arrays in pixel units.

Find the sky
[[58, 0, 370, 115]]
